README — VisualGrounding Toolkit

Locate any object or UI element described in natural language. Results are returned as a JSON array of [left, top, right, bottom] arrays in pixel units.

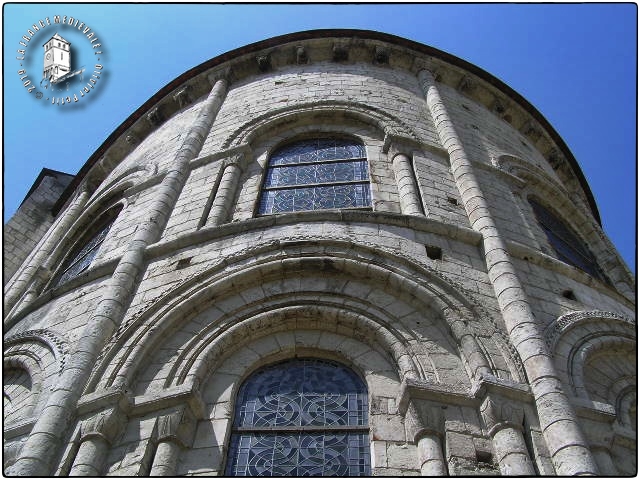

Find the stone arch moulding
[[4, 329, 69, 423], [221, 100, 420, 151], [195, 333, 396, 475], [544, 310, 636, 400], [85, 240, 522, 396]]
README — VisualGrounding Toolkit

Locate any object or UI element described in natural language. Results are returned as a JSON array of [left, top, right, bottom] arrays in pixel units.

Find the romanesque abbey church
[[4, 30, 636, 476]]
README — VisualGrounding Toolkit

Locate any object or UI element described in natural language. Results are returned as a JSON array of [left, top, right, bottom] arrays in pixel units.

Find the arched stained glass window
[[226, 358, 371, 476], [529, 199, 604, 280], [51, 208, 120, 288], [258, 138, 371, 214]]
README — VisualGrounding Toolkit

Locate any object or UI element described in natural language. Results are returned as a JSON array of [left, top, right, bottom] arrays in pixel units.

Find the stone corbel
[[173, 86, 192, 109], [256, 53, 272, 72], [457, 75, 475, 93], [295, 45, 308, 64], [332, 42, 349, 62], [125, 133, 139, 146], [373, 45, 390, 65], [520, 120, 542, 142], [147, 106, 164, 127]]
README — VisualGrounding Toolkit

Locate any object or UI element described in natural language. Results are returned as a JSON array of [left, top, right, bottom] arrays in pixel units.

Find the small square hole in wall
[[176, 258, 192, 270], [562, 289, 577, 301], [476, 450, 493, 465], [447, 197, 459, 206], [425, 245, 442, 260]]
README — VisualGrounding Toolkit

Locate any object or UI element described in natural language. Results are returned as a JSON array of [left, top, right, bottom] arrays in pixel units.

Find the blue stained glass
[[226, 359, 370, 476], [53, 216, 117, 287], [270, 139, 366, 166], [259, 138, 370, 215]]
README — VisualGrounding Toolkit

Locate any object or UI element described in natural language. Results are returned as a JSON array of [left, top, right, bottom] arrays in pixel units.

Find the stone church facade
[[4, 30, 636, 476]]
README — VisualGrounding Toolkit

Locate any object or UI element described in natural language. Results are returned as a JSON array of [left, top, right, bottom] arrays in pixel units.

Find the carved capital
[[405, 399, 445, 443], [80, 407, 125, 444], [479, 394, 525, 436], [157, 406, 196, 447]]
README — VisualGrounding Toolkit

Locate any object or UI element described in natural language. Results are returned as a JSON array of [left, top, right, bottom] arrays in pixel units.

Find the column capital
[[79, 406, 126, 444], [479, 393, 525, 436], [157, 405, 197, 448], [405, 399, 445, 443], [382, 132, 420, 157]]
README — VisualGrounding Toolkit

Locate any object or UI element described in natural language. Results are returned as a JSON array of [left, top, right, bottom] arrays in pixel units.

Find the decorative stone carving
[[520, 120, 542, 142], [479, 395, 525, 435], [79, 407, 125, 444], [457, 75, 475, 93], [157, 406, 196, 448], [544, 310, 635, 350], [491, 97, 506, 115]]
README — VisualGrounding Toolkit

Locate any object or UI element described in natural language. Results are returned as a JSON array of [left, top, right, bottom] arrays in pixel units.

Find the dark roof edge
[[20, 168, 74, 209], [52, 29, 601, 224]]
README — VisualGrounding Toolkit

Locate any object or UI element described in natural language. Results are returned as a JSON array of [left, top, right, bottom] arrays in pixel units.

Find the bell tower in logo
[[43, 33, 71, 83]]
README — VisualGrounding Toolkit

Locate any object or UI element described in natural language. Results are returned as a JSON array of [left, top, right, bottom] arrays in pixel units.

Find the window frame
[[225, 358, 371, 476], [529, 198, 605, 281], [257, 137, 372, 215]]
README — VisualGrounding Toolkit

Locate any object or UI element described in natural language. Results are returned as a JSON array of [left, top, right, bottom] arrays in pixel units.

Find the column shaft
[[492, 427, 536, 476], [149, 440, 181, 476], [4, 188, 89, 319], [8, 77, 229, 476], [208, 162, 242, 225], [392, 152, 423, 215], [68, 437, 109, 476], [417, 68, 597, 476], [417, 433, 447, 476]]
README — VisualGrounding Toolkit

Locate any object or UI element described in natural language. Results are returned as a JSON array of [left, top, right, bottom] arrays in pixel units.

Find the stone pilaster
[[417, 67, 598, 476]]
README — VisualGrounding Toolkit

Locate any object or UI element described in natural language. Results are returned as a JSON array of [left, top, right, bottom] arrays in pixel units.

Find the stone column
[[391, 150, 423, 216], [417, 67, 598, 476], [15, 266, 51, 309], [207, 156, 243, 226], [4, 187, 90, 320], [8, 75, 230, 477], [405, 400, 447, 476], [69, 407, 124, 476], [149, 407, 196, 476], [479, 394, 535, 476]]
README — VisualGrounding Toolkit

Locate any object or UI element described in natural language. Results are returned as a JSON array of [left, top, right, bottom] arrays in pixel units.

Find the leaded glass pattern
[[258, 138, 371, 215], [52, 214, 117, 288], [226, 358, 371, 476], [530, 199, 604, 280]]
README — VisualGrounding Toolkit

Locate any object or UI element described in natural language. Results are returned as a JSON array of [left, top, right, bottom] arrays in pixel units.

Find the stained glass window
[[226, 358, 371, 476], [51, 209, 119, 288], [529, 199, 604, 280], [258, 139, 371, 214]]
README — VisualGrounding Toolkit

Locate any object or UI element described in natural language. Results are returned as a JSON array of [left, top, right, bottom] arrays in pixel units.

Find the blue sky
[[3, 3, 636, 271]]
